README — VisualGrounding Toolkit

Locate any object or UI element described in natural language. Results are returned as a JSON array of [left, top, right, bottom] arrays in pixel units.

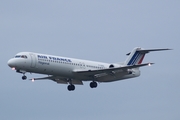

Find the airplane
[[7, 47, 171, 91]]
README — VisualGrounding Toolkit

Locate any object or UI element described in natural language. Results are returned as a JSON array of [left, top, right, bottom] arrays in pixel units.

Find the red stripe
[[138, 54, 145, 64]]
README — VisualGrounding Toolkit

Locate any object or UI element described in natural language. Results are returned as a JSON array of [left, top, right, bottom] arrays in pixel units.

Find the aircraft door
[[29, 53, 36, 68]]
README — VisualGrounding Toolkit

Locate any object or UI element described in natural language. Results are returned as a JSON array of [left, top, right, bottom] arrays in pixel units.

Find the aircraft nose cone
[[7, 59, 15, 67]]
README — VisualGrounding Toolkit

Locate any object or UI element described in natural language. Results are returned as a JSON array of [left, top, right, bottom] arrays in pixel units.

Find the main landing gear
[[67, 79, 75, 91], [67, 84, 75, 91], [90, 81, 97, 88], [67, 81, 98, 91]]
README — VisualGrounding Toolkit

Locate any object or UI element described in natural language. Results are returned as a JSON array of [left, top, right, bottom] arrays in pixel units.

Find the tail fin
[[125, 47, 171, 65], [125, 47, 145, 65]]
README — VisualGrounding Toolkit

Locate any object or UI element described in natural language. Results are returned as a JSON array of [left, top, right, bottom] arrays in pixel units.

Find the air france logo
[[37, 55, 72, 62]]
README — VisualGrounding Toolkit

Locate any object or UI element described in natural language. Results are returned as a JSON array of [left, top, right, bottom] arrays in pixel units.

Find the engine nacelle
[[109, 64, 114, 68], [127, 69, 133, 74], [109, 64, 121, 68]]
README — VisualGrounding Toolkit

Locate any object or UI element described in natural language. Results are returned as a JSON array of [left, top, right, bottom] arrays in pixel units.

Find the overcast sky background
[[0, 1, 179, 120]]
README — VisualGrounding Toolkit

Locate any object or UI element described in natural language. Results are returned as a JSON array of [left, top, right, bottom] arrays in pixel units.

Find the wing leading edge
[[30, 76, 83, 85]]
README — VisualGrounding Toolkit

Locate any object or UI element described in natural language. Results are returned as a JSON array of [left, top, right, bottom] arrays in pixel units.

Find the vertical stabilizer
[[125, 47, 145, 65], [124, 47, 171, 65]]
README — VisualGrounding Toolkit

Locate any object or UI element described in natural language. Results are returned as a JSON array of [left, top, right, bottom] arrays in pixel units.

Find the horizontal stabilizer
[[137, 48, 172, 53], [126, 48, 171, 56]]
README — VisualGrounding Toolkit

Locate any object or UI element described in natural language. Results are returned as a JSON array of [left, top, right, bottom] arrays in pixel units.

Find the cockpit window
[[15, 55, 21, 58], [15, 55, 27, 59], [21, 55, 27, 58]]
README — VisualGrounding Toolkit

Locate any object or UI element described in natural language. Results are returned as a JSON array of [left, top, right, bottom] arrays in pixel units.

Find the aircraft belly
[[47, 64, 73, 77]]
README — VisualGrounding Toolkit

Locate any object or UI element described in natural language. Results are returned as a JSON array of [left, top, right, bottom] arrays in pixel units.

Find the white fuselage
[[8, 52, 140, 82], [7, 47, 170, 91]]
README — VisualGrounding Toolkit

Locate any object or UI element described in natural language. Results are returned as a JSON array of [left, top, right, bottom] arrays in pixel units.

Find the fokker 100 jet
[[7, 47, 170, 91]]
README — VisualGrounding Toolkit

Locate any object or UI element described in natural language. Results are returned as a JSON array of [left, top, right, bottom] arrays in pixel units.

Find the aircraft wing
[[30, 76, 83, 85], [74, 63, 154, 76]]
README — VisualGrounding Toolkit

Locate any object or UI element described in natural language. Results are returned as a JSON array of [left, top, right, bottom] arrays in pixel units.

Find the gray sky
[[0, 0, 179, 120]]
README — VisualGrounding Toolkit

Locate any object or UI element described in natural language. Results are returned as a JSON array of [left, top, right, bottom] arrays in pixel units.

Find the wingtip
[[28, 78, 35, 82], [162, 48, 173, 51], [148, 63, 155, 66]]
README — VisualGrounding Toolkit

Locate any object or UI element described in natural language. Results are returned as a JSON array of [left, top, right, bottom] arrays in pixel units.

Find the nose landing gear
[[16, 70, 27, 80], [22, 75, 27, 80]]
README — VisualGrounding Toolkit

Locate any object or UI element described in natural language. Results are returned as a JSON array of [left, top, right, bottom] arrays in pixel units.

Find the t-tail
[[125, 47, 171, 65]]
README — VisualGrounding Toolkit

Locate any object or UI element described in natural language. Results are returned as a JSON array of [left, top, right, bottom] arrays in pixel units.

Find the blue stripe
[[127, 51, 139, 65], [132, 53, 141, 65], [133, 54, 142, 65]]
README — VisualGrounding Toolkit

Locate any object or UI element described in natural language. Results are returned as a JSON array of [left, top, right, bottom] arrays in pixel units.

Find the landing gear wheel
[[90, 81, 97, 88], [22, 75, 27, 80], [67, 85, 75, 91]]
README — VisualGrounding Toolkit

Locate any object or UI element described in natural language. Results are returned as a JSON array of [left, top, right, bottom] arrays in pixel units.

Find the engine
[[127, 69, 133, 74], [109, 64, 114, 68], [109, 64, 121, 68]]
